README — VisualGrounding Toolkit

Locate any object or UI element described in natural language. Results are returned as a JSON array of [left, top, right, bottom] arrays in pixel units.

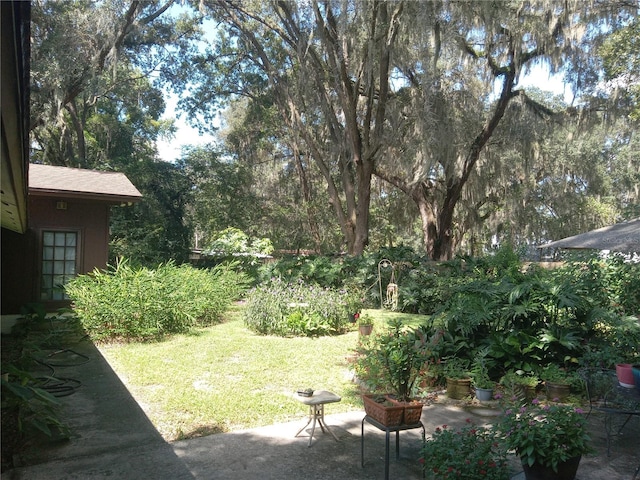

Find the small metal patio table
[[361, 415, 425, 480], [294, 390, 341, 447]]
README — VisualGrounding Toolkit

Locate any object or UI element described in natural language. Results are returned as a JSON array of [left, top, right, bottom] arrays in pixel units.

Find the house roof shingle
[[539, 218, 640, 253], [29, 164, 142, 203]]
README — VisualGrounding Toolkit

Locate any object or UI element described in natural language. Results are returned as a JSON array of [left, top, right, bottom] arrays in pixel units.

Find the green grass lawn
[[97, 306, 429, 441]]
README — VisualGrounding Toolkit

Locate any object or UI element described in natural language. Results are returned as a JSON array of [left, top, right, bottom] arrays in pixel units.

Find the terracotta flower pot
[[616, 363, 635, 388], [401, 402, 424, 424], [512, 384, 537, 401], [387, 396, 424, 424], [358, 324, 373, 336], [362, 394, 424, 426], [524, 385, 538, 400], [362, 394, 404, 426]]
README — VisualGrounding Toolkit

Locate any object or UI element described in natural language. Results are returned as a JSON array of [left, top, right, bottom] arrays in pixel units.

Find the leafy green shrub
[[243, 278, 362, 336], [400, 262, 457, 314], [1, 307, 77, 449], [426, 248, 640, 376], [555, 254, 640, 364], [430, 268, 593, 373], [1, 365, 68, 438], [198, 227, 274, 282], [562, 253, 640, 316], [256, 246, 431, 311], [256, 254, 350, 289], [65, 259, 248, 341]]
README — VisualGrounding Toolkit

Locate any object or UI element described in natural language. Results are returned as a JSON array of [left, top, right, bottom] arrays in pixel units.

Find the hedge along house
[[1, 1, 142, 331]]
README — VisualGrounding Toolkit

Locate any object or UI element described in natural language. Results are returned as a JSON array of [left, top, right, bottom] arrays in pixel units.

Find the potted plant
[[633, 365, 640, 393], [356, 313, 374, 336], [541, 364, 573, 401], [495, 399, 592, 480], [356, 320, 433, 425], [361, 394, 405, 426], [471, 352, 495, 401], [615, 363, 635, 388], [443, 357, 472, 400], [472, 369, 495, 402], [421, 420, 508, 480], [500, 370, 539, 401]]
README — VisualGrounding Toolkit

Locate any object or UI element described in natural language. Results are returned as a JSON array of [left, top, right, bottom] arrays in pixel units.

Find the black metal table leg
[[361, 417, 365, 468], [361, 415, 425, 480], [385, 429, 390, 480]]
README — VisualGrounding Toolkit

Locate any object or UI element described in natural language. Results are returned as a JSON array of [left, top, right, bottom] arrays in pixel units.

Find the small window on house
[[41, 231, 78, 301]]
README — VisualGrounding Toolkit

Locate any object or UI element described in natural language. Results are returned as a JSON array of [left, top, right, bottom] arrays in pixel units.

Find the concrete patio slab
[[4, 339, 639, 480]]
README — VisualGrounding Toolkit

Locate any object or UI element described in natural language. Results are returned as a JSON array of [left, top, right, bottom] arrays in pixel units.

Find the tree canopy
[[30, 0, 640, 262], [29, 0, 201, 264], [177, 0, 638, 258]]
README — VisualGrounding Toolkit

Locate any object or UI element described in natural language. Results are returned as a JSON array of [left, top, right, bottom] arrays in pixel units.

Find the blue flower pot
[[475, 387, 493, 401], [632, 365, 640, 393]]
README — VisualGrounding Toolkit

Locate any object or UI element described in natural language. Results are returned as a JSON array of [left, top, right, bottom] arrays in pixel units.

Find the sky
[[156, 63, 572, 163], [518, 63, 573, 101], [156, 4, 218, 163], [156, 95, 216, 162]]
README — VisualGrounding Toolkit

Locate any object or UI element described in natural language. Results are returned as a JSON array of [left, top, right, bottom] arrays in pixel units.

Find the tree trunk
[[292, 143, 323, 253], [415, 195, 438, 259], [352, 158, 373, 255], [433, 69, 517, 260], [65, 100, 87, 168]]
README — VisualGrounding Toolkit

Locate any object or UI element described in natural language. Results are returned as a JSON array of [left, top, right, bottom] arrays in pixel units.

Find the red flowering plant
[[420, 419, 509, 480], [494, 399, 592, 472]]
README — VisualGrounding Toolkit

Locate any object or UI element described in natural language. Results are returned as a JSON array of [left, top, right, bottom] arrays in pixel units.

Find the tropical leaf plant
[[1, 365, 69, 438]]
